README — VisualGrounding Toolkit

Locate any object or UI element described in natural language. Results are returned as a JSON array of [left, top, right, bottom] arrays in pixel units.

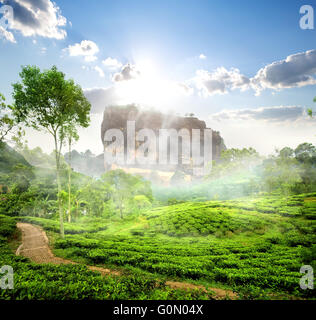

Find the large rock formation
[[101, 105, 226, 178]]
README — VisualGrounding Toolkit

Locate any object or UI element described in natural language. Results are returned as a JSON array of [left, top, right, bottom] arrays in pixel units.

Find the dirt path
[[16, 223, 237, 299], [16, 223, 119, 276]]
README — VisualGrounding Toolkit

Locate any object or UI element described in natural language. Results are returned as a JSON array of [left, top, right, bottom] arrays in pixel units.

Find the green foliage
[[102, 169, 153, 218], [206, 147, 260, 180], [12, 66, 91, 132], [262, 144, 316, 195], [76, 179, 110, 217], [16, 216, 108, 234], [0, 142, 31, 174], [18, 145, 57, 168], [0, 142, 156, 222], [0, 188, 43, 216], [134, 195, 152, 210], [0, 214, 16, 237], [0, 93, 15, 143]]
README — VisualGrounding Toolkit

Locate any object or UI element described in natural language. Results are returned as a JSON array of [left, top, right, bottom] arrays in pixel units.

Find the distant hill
[[64, 150, 105, 178], [0, 142, 32, 173], [18, 146, 57, 169]]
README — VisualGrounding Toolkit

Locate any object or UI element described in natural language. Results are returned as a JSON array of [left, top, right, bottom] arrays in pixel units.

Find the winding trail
[[16, 222, 237, 299]]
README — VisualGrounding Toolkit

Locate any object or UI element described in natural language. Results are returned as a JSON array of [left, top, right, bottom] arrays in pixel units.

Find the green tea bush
[[53, 233, 315, 298], [16, 216, 108, 234], [145, 203, 270, 237]]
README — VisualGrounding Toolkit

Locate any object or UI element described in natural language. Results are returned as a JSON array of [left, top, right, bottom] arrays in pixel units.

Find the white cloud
[[209, 105, 311, 123], [191, 49, 316, 97], [0, 0, 67, 41], [83, 87, 120, 114], [251, 50, 316, 94], [94, 66, 104, 78], [65, 40, 99, 62], [85, 55, 97, 62], [194, 67, 250, 96], [112, 63, 140, 82], [102, 57, 122, 69], [199, 53, 206, 59]]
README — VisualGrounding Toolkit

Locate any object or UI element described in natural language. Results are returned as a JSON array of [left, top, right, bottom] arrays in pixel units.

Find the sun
[[115, 58, 182, 108], [136, 59, 157, 77]]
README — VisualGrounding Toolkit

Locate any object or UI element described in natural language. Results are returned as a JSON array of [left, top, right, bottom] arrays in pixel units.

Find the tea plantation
[[10, 193, 316, 300], [0, 215, 211, 300]]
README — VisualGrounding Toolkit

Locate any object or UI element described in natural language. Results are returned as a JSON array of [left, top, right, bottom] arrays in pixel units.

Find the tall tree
[[12, 66, 91, 237]]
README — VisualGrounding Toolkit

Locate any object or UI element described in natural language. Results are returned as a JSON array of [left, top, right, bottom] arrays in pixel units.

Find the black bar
[[0, 300, 313, 319]]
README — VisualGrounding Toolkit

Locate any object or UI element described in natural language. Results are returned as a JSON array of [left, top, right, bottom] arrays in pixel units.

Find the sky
[[0, 0, 316, 155]]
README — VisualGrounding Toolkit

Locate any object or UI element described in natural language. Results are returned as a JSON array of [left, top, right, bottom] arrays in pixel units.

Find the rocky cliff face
[[101, 105, 226, 175]]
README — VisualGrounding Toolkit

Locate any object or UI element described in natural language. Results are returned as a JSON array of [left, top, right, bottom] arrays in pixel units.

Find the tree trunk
[[120, 204, 123, 219], [119, 197, 123, 219], [76, 201, 79, 220], [67, 137, 72, 223], [54, 134, 64, 238]]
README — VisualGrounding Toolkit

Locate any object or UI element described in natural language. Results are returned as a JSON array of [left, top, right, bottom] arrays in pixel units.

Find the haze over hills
[[64, 150, 105, 178]]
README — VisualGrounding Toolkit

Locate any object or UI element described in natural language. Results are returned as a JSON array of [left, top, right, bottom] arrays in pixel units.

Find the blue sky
[[0, 0, 316, 154]]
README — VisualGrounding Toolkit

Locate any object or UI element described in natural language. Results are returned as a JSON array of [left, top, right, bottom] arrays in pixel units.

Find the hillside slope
[[0, 142, 31, 173]]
